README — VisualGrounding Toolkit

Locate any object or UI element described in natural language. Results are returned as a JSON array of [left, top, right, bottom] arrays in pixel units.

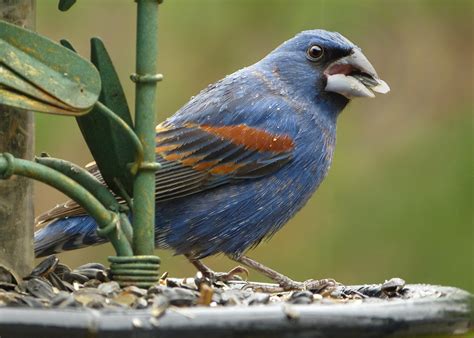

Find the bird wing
[[35, 121, 295, 225], [153, 121, 295, 200]]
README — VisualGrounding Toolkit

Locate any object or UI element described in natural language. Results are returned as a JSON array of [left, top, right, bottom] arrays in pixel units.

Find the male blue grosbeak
[[35, 30, 389, 290]]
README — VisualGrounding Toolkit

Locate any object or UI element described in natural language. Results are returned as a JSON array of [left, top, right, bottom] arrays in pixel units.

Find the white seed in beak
[[371, 79, 390, 94], [326, 73, 375, 99]]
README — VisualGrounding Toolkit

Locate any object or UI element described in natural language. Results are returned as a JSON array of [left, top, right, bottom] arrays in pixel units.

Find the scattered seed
[[197, 283, 213, 306], [25, 278, 55, 300], [29, 255, 59, 278], [0, 256, 413, 311]]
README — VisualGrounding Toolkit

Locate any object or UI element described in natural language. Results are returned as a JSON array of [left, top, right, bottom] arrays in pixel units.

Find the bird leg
[[185, 254, 249, 283], [231, 255, 337, 292]]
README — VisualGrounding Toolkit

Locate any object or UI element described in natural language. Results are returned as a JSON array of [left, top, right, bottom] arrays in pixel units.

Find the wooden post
[[0, 0, 35, 278]]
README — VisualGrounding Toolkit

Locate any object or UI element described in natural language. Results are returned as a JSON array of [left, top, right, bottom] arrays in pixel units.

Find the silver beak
[[325, 48, 390, 99]]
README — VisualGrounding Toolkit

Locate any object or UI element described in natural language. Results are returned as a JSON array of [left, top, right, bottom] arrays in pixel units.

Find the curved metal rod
[[35, 156, 133, 244], [0, 153, 133, 256], [94, 101, 144, 175]]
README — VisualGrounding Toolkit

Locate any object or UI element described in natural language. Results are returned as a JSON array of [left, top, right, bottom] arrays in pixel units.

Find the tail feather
[[34, 216, 105, 257]]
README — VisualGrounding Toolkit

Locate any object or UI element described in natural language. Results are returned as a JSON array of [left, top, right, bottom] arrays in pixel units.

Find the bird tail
[[34, 216, 105, 257]]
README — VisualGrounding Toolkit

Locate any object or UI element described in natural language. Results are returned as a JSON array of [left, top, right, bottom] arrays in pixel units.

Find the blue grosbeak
[[35, 30, 389, 290]]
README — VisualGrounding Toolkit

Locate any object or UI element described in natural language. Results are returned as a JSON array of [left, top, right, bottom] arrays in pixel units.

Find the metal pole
[[132, 0, 160, 255], [0, 0, 35, 278]]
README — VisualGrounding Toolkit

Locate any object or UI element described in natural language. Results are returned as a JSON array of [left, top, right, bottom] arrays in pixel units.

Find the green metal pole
[[132, 0, 160, 255]]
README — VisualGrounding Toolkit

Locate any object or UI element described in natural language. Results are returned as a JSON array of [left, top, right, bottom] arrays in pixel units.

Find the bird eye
[[307, 45, 324, 61]]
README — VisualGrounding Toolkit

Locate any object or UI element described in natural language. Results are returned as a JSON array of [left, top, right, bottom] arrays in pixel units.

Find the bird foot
[[278, 277, 338, 292], [230, 255, 339, 293], [187, 255, 249, 284], [202, 265, 249, 283]]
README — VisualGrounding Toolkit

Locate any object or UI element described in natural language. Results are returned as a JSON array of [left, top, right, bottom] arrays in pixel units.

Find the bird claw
[[303, 278, 338, 292], [204, 266, 249, 283], [279, 277, 338, 292]]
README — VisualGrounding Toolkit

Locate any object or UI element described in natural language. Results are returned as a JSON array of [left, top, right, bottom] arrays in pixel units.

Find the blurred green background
[[34, 0, 472, 293]]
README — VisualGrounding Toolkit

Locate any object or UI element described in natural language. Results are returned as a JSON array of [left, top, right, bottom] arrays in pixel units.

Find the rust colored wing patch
[[155, 122, 294, 175], [199, 124, 294, 153], [153, 121, 295, 201]]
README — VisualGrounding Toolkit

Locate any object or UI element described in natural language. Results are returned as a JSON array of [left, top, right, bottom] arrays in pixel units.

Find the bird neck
[[290, 96, 340, 189], [313, 91, 349, 121]]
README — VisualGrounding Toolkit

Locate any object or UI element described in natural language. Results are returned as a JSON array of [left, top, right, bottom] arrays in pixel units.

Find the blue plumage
[[35, 30, 389, 263]]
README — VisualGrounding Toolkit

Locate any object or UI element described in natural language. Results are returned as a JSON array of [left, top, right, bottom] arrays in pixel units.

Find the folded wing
[[36, 121, 295, 225]]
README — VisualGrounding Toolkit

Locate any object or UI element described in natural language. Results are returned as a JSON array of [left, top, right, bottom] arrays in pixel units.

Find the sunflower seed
[[29, 255, 59, 278], [25, 278, 55, 300]]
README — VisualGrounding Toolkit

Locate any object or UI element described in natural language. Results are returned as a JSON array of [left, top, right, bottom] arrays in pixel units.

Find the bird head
[[262, 29, 389, 102]]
